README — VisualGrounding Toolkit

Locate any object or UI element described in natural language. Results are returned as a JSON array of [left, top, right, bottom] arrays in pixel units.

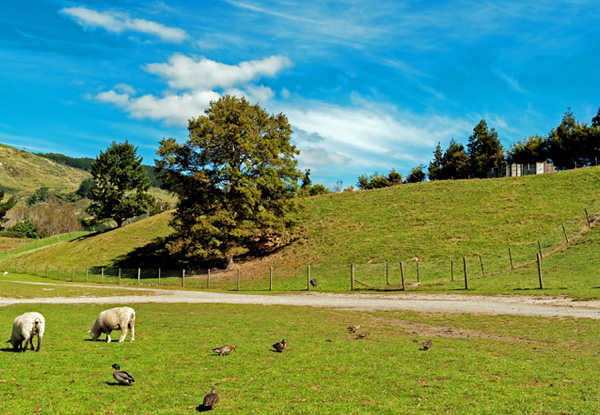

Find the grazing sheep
[[6, 312, 45, 352], [88, 306, 136, 343]]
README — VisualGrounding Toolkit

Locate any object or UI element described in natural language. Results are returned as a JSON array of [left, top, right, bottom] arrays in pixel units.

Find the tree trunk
[[225, 255, 235, 270]]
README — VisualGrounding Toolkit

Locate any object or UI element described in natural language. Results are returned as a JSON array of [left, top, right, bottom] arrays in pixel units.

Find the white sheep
[[88, 306, 136, 343], [6, 312, 45, 352]]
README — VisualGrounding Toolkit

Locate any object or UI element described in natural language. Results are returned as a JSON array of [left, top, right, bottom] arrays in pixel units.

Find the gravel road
[[3, 280, 600, 319]]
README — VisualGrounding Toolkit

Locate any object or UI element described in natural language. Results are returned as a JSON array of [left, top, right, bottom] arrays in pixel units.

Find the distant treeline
[[355, 107, 600, 191], [38, 152, 161, 187]]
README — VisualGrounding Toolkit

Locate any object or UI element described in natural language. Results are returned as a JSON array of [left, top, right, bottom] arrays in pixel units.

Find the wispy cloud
[[60, 6, 189, 43]]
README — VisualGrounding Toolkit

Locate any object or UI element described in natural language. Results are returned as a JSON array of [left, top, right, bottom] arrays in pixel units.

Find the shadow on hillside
[[112, 237, 177, 269]]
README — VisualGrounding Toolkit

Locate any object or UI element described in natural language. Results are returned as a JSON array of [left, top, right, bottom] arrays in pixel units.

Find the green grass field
[[1, 297, 600, 414]]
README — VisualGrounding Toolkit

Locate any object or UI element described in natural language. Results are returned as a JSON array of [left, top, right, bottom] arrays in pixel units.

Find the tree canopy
[[155, 95, 302, 267], [467, 120, 505, 178], [0, 188, 16, 230], [87, 141, 154, 228]]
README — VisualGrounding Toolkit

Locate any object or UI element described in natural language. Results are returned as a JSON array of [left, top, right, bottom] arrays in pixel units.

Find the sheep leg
[[105, 330, 112, 343], [36, 335, 42, 352], [118, 325, 128, 343], [22, 338, 30, 353], [129, 322, 135, 342]]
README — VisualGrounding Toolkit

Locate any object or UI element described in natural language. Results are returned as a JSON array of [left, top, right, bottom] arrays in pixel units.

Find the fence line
[[1, 208, 598, 292]]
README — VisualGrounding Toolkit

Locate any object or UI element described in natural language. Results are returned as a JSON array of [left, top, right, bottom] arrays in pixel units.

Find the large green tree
[[506, 134, 547, 165], [155, 95, 302, 268], [87, 141, 154, 228], [467, 120, 505, 178], [546, 110, 591, 169], [0, 189, 16, 230]]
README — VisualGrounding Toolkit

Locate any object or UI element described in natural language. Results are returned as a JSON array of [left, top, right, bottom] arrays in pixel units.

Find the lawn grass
[[1, 301, 599, 414]]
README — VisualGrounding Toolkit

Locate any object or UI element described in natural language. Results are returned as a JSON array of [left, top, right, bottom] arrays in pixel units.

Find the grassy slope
[[0, 144, 89, 197], [15, 167, 600, 272]]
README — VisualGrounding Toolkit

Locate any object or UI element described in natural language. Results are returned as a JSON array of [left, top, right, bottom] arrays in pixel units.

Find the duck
[[111, 363, 135, 385], [347, 325, 361, 334], [309, 279, 318, 287], [355, 332, 370, 339], [422, 339, 433, 350], [202, 386, 219, 409], [212, 344, 236, 356], [272, 339, 287, 352]]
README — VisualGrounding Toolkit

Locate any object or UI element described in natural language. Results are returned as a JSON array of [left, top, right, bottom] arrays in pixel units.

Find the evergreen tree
[[87, 141, 154, 227], [156, 95, 302, 268], [427, 142, 444, 181], [442, 139, 469, 180], [0, 189, 16, 230], [405, 165, 426, 183], [467, 120, 505, 178], [506, 135, 547, 164]]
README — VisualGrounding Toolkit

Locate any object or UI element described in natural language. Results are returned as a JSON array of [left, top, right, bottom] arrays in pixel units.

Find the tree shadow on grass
[[112, 237, 181, 269]]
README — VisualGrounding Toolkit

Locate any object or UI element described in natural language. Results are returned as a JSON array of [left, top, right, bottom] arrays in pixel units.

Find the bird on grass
[[202, 386, 219, 410], [111, 363, 135, 385], [212, 344, 236, 356], [347, 325, 361, 334], [309, 279, 318, 288], [355, 332, 370, 340], [422, 340, 433, 350], [273, 339, 287, 352]]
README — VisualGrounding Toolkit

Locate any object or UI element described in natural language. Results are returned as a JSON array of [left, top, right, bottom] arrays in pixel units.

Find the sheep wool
[[88, 306, 136, 343], [7, 312, 45, 352]]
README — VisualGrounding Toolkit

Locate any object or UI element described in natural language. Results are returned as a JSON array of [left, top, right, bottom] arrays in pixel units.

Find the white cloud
[[145, 54, 292, 91], [60, 7, 188, 43], [95, 54, 291, 125]]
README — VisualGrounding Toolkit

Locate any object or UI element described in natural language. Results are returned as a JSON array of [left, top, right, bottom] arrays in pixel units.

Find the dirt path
[[3, 280, 600, 319]]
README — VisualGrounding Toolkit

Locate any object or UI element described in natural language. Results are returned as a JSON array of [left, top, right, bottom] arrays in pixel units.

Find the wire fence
[[0, 206, 597, 293]]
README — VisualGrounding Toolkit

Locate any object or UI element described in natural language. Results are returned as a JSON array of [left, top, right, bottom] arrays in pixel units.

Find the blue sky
[[1, 1, 599, 189]]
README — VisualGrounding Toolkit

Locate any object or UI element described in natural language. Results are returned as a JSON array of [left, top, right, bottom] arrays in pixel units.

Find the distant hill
[[0, 144, 90, 199], [38, 152, 161, 187]]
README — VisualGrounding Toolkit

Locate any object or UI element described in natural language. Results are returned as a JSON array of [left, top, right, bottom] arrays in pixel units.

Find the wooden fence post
[[585, 209, 591, 228], [101, 268, 104, 284], [463, 257, 468, 290], [237, 268, 240, 291], [137, 268, 141, 285], [479, 255, 484, 276], [451, 259, 454, 281], [562, 224, 569, 243], [400, 262, 405, 291], [158, 269, 161, 286], [537, 253, 543, 289], [182, 269, 185, 287], [269, 267, 273, 291], [307, 265, 311, 290], [207, 269, 211, 289], [351, 264, 355, 291], [386, 261, 389, 285], [509, 247, 514, 269]]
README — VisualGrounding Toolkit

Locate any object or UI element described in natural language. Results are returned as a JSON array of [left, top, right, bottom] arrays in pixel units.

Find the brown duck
[[202, 386, 219, 409], [212, 344, 236, 356], [273, 339, 287, 352], [347, 325, 361, 334], [422, 340, 433, 350], [355, 332, 370, 339]]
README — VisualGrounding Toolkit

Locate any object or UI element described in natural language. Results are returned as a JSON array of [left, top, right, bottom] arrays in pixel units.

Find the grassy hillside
[[14, 167, 600, 279], [0, 144, 89, 198]]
